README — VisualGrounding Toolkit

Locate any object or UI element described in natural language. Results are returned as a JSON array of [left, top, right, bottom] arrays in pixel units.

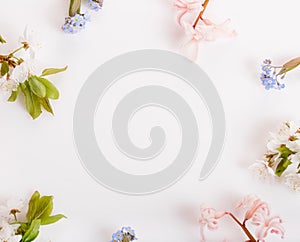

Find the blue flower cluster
[[86, 0, 103, 11], [62, 13, 91, 34], [111, 226, 137, 242], [260, 60, 285, 90]]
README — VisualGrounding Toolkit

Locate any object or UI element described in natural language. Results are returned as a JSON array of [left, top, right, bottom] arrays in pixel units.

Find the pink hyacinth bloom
[[252, 212, 285, 241], [237, 195, 270, 222], [181, 19, 236, 61], [174, 0, 201, 26], [198, 206, 227, 242]]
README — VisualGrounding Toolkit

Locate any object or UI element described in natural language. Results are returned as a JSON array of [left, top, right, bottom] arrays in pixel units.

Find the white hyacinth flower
[[0, 220, 22, 242], [0, 197, 27, 222], [0, 77, 18, 94], [249, 160, 274, 183], [283, 173, 300, 192], [19, 27, 42, 59], [11, 59, 38, 83]]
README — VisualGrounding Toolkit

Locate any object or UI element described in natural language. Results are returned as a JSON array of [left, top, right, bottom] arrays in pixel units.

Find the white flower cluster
[[249, 121, 300, 192], [0, 27, 41, 98], [0, 197, 26, 242]]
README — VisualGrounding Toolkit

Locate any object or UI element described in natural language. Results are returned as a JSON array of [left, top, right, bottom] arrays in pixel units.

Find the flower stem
[[193, 0, 210, 28], [227, 213, 257, 242], [9, 46, 24, 56]]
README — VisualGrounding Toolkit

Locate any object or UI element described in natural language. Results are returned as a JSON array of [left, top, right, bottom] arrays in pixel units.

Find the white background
[[1, 0, 300, 241]]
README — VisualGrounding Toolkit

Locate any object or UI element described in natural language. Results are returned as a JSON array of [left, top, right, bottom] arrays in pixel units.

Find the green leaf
[[36, 77, 59, 100], [28, 76, 47, 98], [275, 145, 296, 177], [21, 81, 42, 119], [1, 61, 9, 76], [7, 85, 20, 102], [278, 57, 300, 76], [41, 66, 67, 77], [33, 195, 54, 220], [26, 191, 41, 223], [41, 214, 66, 225], [22, 219, 41, 242], [0, 35, 6, 44], [69, 0, 81, 16], [39, 97, 54, 114]]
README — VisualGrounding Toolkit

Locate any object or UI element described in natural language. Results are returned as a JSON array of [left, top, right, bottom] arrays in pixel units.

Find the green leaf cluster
[[8, 66, 67, 119], [16, 191, 66, 242], [275, 145, 296, 177]]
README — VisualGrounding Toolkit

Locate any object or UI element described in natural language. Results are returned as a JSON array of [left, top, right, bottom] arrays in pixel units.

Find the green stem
[[227, 213, 257, 242], [9, 46, 24, 56]]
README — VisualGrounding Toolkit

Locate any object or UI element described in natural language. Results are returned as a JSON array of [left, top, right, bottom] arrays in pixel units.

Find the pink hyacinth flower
[[198, 206, 227, 242], [181, 19, 236, 61], [174, 0, 202, 26], [252, 212, 285, 241]]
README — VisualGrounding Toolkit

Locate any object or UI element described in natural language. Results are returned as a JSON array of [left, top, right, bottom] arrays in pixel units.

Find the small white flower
[[0, 220, 22, 242], [283, 173, 300, 192], [19, 27, 42, 59], [249, 160, 274, 182], [0, 77, 18, 95], [0, 197, 27, 222], [11, 59, 38, 83]]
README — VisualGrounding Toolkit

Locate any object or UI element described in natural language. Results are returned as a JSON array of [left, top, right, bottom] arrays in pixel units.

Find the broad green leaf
[[36, 77, 59, 100], [21, 82, 42, 119], [7, 85, 20, 102], [0, 35, 6, 44], [275, 145, 296, 176], [39, 97, 53, 114], [1, 61, 9, 76], [33, 196, 53, 220], [69, 0, 81, 16], [278, 57, 300, 76], [41, 66, 67, 77], [41, 214, 66, 225], [28, 76, 46, 98], [26, 191, 40, 223], [22, 219, 41, 242]]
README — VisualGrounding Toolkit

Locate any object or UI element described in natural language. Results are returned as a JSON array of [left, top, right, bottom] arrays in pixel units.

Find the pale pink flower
[[174, 0, 201, 26], [196, 19, 237, 41], [236, 194, 270, 222], [236, 194, 260, 210], [181, 19, 236, 61], [198, 205, 227, 242], [252, 212, 285, 241]]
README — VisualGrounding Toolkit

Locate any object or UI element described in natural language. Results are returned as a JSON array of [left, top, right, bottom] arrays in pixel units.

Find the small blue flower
[[83, 11, 92, 22], [262, 77, 276, 90], [62, 23, 74, 33], [278, 83, 285, 90], [261, 65, 272, 75], [86, 0, 102, 11], [112, 230, 123, 241], [122, 226, 136, 237], [71, 14, 85, 27]]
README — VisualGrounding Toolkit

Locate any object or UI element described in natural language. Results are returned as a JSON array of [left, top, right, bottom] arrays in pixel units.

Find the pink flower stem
[[227, 213, 257, 242], [192, 0, 210, 28]]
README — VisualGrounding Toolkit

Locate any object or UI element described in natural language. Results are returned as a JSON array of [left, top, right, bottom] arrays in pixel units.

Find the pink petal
[[181, 38, 199, 61]]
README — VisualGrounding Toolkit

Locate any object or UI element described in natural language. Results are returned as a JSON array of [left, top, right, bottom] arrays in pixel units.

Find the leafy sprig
[[15, 191, 66, 242], [8, 66, 67, 119], [0, 31, 67, 119]]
